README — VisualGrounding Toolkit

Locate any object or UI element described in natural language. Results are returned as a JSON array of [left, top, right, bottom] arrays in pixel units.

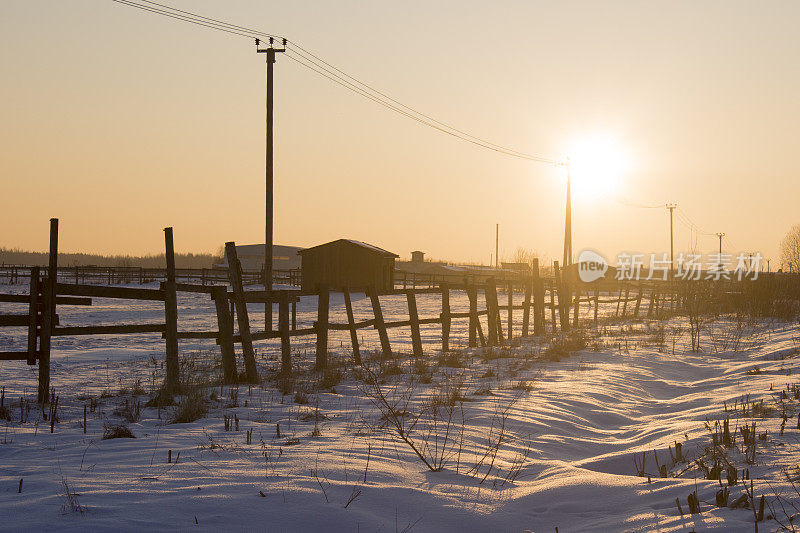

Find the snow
[[1, 281, 799, 531]]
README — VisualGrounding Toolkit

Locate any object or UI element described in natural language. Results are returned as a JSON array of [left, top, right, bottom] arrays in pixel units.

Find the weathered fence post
[[634, 282, 643, 318], [27, 267, 40, 366], [485, 278, 500, 346], [621, 283, 631, 318], [369, 285, 392, 359], [467, 280, 477, 348], [554, 261, 570, 332], [647, 287, 656, 318], [225, 242, 258, 383], [549, 280, 557, 334], [38, 218, 58, 404], [279, 290, 291, 375], [406, 290, 423, 357], [594, 282, 600, 326], [532, 259, 545, 335], [507, 281, 513, 339], [343, 289, 361, 364], [315, 284, 329, 370], [522, 277, 532, 337], [163, 227, 180, 394], [441, 282, 451, 352], [212, 286, 237, 383]]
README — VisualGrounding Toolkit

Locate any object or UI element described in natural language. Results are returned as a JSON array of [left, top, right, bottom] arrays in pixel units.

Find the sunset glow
[[566, 135, 628, 200]]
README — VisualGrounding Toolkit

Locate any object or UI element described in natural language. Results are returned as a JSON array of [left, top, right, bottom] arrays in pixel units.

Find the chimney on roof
[[411, 250, 425, 263]]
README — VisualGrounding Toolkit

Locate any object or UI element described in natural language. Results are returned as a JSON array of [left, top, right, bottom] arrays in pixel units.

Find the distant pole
[[716, 232, 725, 270], [666, 203, 676, 279], [495, 224, 499, 269], [257, 38, 285, 332], [562, 160, 572, 267]]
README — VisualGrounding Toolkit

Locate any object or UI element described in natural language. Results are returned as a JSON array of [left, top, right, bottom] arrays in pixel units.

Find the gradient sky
[[2, 1, 799, 266]]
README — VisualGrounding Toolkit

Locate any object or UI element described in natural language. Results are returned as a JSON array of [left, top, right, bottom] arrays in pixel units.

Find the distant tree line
[[0, 247, 223, 269]]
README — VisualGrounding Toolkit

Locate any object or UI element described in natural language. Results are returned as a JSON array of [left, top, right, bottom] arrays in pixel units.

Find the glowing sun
[[566, 135, 628, 199]]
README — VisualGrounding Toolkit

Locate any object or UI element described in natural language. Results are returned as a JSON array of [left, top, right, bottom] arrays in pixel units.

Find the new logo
[[577, 249, 608, 283]]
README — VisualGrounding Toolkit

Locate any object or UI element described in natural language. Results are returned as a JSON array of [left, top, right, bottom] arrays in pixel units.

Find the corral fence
[[5, 218, 748, 404]]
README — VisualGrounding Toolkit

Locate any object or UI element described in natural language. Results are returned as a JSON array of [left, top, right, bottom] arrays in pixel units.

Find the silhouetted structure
[[298, 239, 398, 291], [221, 244, 303, 271]]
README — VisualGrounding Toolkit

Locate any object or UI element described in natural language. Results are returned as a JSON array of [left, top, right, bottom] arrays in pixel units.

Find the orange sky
[[2, 1, 799, 266]]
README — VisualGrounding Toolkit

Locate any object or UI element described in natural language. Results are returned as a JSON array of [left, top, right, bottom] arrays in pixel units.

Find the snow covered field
[[2, 284, 800, 531]]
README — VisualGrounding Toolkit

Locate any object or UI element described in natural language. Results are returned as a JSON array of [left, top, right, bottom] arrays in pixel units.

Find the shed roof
[[298, 239, 399, 258]]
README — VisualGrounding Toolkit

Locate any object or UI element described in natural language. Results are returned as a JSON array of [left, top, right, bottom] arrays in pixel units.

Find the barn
[[298, 239, 398, 292]]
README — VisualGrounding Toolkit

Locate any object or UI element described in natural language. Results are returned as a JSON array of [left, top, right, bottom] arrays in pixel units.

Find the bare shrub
[[113, 398, 141, 423], [361, 367, 462, 472], [546, 328, 588, 360], [60, 475, 84, 513], [102, 423, 135, 440], [171, 387, 208, 424]]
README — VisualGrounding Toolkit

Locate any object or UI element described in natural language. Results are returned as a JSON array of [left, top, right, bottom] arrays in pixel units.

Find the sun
[[566, 135, 628, 199]]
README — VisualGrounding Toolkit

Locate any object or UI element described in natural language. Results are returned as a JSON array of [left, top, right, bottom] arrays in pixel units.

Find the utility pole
[[562, 159, 572, 267], [666, 203, 676, 279], [257, 38, 285, 332], [495, 224, 499, 269], [716, 232, 725, 255]]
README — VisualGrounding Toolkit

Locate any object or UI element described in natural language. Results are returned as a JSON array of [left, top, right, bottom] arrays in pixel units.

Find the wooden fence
[[0, 219, 686, 403]]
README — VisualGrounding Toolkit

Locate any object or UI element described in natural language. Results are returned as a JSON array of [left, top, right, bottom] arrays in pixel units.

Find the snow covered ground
[[1, 282, 800, 531]]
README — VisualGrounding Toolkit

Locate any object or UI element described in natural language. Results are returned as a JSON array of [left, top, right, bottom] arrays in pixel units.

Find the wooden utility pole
[[666, 203, 676, 279], [495, 224, 499, 269], [562, 160, 572, 267], [257, 38, 285, 332]]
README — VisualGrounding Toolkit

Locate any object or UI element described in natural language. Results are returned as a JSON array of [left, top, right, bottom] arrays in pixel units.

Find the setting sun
[[566, 135, 628, 199]]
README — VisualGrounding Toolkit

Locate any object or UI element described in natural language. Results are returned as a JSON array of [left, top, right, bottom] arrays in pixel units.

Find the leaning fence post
[[621, 283, 630, 318], [532, 259, 545, 335], [406, 290, 423, 357], [594, 282, 600, 326], [485, 278, 500, 346], [279, 290, 291, 375], [507, 281, 513, 339], [315, 284, 329, 370], [38, 218, 58, 404], [369, 285, 392, 359], [467, 280, 477, 347], [225, 242, 258, 383], [212, 286, 237, 383], [634, 282, 643, 318], [522, 277, 532, 336], [343, 289, 361, 364], [440, 282, 451, 352], [163, 227, 180, 393], [27, 267, 40, 366]]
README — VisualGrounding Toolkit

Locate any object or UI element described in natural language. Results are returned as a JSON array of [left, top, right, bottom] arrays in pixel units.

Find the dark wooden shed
[[298, 239, 398, 292]]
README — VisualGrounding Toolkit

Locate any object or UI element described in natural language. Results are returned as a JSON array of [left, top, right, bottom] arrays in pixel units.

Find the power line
[[110, 0, 256, 38], [110, 0, 559, 165]]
